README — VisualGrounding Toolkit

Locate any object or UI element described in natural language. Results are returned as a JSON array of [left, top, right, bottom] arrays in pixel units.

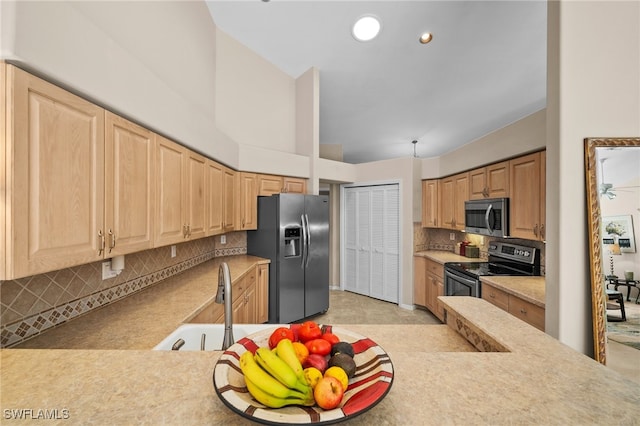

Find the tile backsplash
[[0, 232, 247, 347]]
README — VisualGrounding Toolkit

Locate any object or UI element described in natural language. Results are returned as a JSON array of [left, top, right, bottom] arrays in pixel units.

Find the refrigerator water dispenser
[[284, 227, 301, 257]]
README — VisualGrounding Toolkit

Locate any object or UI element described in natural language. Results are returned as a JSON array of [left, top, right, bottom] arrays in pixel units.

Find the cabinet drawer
[[509, 297, 545, 331], [482, 284, 509, 312], [425, 259, 443, 277]]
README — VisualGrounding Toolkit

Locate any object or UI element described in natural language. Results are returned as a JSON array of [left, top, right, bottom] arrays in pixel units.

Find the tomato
[[268, 327, 295, 349], [298, 321, 322, 343], [321, 332, 340, 346], [304, 338, 332, 356]]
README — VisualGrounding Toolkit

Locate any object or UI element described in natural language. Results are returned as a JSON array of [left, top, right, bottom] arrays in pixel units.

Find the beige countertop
[[481, 276, 546, 307], [414, 250, 471, 264], [14, 255, 269, 350], [2, 298, 638, 425]]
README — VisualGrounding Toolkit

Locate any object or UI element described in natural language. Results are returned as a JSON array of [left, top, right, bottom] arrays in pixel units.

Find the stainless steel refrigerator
[[247, 194, 329, 324]]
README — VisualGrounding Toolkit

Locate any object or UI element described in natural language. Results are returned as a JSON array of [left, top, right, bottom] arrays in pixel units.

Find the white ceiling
[[206, 0, 547, 164]]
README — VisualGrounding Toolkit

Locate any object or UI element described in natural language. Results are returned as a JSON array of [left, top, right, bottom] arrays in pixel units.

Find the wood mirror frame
[[584, 137, 640, 365]]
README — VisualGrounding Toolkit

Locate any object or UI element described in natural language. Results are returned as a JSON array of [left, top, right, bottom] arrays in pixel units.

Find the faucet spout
[[215, 262, 234, 350]]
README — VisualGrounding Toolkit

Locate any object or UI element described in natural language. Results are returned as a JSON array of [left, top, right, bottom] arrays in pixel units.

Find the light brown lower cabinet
[[188, 264, 268, 324], [482, 283, 545, 331], [414, 256, 445, 322]]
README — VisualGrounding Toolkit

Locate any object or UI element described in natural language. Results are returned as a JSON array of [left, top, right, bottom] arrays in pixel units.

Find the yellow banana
[[239, 351, 307, 400], [244, 375, 314, 408], [276, 339, 304, 380], [254, 347, 312, 396]]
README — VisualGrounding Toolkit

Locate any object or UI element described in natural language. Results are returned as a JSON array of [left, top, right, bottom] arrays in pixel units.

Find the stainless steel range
[[444, 242, 540, 297]]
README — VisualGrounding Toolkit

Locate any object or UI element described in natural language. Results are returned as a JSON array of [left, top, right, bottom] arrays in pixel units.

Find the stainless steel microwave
[[464, 198, 509, 238]]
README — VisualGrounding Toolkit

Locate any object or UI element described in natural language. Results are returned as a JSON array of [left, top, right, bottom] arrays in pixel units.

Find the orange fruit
[[292, 341, 309, 365]]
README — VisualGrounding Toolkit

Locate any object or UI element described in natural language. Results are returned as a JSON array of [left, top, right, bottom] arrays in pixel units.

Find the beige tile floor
[[309, 290, 441, 325], [310, 290, 639, 385]]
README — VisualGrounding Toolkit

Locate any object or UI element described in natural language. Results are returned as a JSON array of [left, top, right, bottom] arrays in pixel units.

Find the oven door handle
[[445, 269, 479, 287]]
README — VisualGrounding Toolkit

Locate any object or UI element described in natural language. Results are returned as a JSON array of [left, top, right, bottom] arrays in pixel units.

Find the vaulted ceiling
[[206, 1, 547, 164]]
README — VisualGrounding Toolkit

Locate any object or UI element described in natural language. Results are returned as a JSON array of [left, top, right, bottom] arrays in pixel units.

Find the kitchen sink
[[153, 323, 275, 351]]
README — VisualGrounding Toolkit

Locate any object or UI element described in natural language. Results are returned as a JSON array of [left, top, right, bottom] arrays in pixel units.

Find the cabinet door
[[155, 136, 186, 246], [539, 151, 546, 241], [421, 180, 439, 228], [509, 152, 542, 240], [509, 296, 545, 331], [413, 257, 428, 307], [245, 280, 257, 324], [257, 264, 269, 323], [482, 283, 509, 311], [105, 112, 155, 256], [439, 177, 455, 230], [223, 167, 237, 232], [185, 151, 207, 239], [206, 160, 224, 236], [257, 174, 284, 196], [453, 172, 469, 231], [486, 161, 509, 198], [8, 66, 105, 278], [283, 177, 306, 194], [238, 172, 258, 230], [468, 168, 487, 200], [435, 277, 445, 321]]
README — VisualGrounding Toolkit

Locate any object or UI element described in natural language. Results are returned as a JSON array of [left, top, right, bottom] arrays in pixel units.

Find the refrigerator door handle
[[304, 214, 311, 268], [301, 214, 307, 269]]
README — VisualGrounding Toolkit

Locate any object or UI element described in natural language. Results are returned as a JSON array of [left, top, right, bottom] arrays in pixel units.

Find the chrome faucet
[[215, 262, 234, 350]]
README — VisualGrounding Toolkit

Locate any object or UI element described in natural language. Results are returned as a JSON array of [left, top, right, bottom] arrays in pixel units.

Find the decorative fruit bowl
[[213, 325, 394, 425]]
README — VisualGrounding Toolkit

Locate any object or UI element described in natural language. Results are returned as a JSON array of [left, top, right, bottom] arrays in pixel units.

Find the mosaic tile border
[[444, 310, 509, 353], [1, 252, 216, 348], [215, 247, 247, 257]]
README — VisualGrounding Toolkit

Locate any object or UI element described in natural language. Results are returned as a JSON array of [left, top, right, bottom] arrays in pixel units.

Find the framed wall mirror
[[584, 137, 640, 365]]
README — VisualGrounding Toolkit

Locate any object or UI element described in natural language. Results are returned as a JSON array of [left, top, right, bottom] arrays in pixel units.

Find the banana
[[239, 351, 308, 400], [244, 375, 314, 408], [276, 338, 304, 379], [254, 347, 312, 396]]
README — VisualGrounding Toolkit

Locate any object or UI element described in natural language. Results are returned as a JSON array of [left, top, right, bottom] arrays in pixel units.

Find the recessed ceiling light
[[352, 15, 381, 42], [419, 32, 433, 44]]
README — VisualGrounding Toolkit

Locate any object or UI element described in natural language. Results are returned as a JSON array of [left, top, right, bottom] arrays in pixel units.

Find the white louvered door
[[343, 184, 399, 303]]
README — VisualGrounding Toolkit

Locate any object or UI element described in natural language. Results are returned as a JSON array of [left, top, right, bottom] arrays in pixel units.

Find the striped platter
[[213, 325, 394, 425]]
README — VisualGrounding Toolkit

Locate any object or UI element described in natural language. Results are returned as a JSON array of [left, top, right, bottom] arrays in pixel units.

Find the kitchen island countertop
[[2, 297, 638, 425]]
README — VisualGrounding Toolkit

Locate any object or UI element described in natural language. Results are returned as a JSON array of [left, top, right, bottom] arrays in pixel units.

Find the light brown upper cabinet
[[155, 136, 206, 246], [206, 160, 237, 235], [509, 151, 546, 241], [4, 65, 106, 279], [223, 167, 238, 233], [206, 160, 224, 236], [105, 112, 156, 257], [469, 161, 509, 200], [257, 174, 307, 196], [421, 179, 439, 228], [282, 177, 307, 194], [257, 174, 284, 196], [440, 172, 469, 231], [238, 172, 258, 230]]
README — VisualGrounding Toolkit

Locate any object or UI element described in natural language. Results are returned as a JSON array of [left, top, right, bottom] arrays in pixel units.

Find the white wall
[[214, 28, 297, 157], [546, 0, 640, 356]]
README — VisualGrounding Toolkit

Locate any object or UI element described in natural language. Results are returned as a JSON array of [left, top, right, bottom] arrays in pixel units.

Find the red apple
[[303, 353, 328, 373], [313, 376, 344, 410]]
